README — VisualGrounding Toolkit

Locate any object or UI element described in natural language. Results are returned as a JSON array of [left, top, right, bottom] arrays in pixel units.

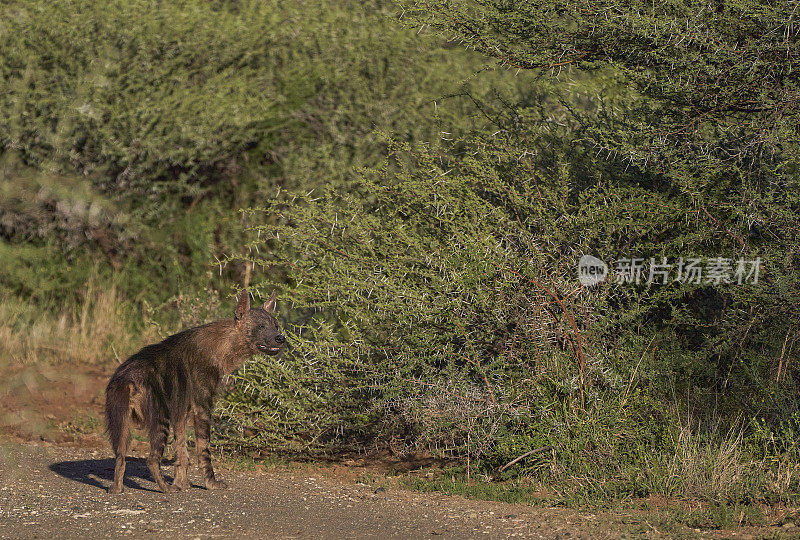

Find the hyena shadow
[[50, 456, 179, 492]]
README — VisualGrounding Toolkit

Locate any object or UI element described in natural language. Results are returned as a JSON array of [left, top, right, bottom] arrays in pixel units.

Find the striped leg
[[147, 414, 179, 493], [171, 412, 190, 490], [194, 407, 227, 490]]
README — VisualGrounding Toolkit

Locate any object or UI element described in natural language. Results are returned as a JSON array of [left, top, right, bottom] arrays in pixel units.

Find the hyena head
[[234, 289, 286, 356]]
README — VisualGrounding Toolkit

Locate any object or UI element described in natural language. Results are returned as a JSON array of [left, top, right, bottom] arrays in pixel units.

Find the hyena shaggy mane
[[105, 289, 284, 494]]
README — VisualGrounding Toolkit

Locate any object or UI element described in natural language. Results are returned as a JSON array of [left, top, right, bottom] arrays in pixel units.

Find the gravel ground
[[0, 441, 629, 539]]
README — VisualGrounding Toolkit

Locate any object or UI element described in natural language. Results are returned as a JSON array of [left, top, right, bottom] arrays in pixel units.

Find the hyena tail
[[105, 380, 133, 451], [105, 380, 135, 493]]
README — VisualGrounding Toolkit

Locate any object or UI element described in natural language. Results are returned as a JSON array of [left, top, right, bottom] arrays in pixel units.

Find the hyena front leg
[[171, 412, 190, 491], [193, 406, 227, 490], [147, 413, 179, 493]]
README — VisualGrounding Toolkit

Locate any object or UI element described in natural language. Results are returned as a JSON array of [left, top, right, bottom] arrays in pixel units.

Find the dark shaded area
[[49, 457, 186, 493]]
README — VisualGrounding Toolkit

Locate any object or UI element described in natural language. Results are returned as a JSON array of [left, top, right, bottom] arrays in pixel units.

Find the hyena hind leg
[[106, 384, 133, 494], [171, 413, 191, 491], [146, 415, 180, 494], [108, 424, 131, 494]]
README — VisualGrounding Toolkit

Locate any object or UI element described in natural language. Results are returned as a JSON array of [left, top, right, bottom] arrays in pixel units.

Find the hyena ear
[[261, 290, 277, 314], [234, 289, 250, 320]]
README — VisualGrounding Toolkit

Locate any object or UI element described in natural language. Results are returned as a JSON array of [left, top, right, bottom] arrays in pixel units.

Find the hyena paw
[[205, 478, 228, 490], [107, 485, 123, 494], [161, 483, 181, 494], [173, 479, 191, 491]]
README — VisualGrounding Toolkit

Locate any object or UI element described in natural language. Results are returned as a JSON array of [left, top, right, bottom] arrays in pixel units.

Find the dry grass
[[665, 419, 748, 500], [655, 415, 800, 503], [0, 277, 145, 368]]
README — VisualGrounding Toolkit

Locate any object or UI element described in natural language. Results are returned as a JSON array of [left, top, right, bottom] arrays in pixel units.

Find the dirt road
[[0, 441, 647, 539]]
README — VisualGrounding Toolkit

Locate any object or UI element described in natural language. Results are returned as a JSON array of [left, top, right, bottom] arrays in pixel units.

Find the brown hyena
[[104, 289, 284, 494]]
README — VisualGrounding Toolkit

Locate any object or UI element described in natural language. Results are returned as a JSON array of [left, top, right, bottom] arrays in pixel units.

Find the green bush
[[221, 135, 666, 482], [0, 0, 530, 310], [391, 2, 800, 410], [226, 125, 800, 501]]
